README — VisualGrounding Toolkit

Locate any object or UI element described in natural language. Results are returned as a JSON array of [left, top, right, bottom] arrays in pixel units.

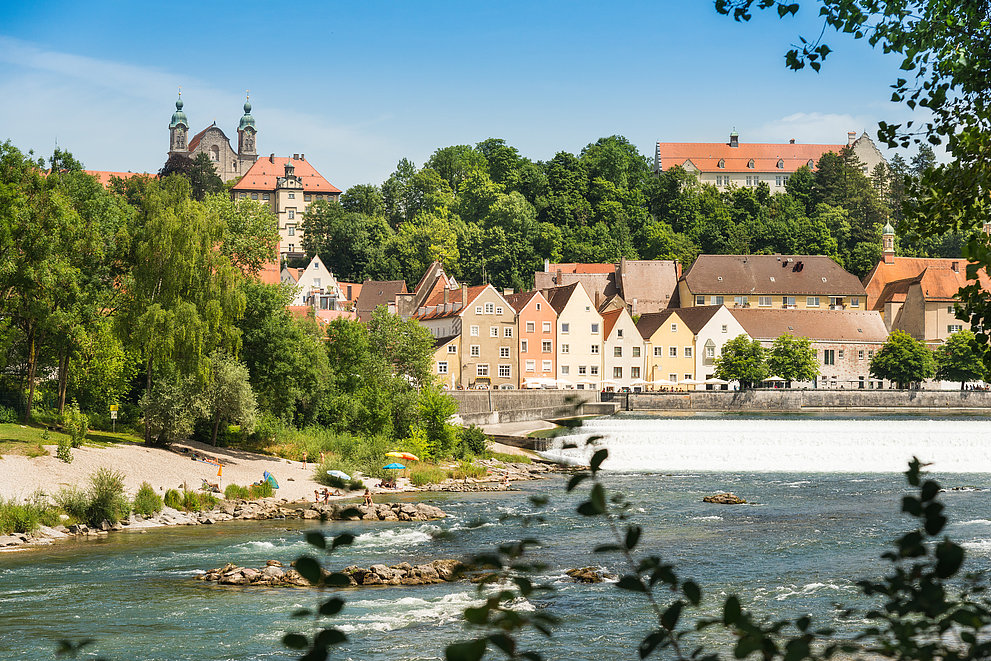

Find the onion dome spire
[[239, 91, 256, 131], [170, 88, 188, 129]]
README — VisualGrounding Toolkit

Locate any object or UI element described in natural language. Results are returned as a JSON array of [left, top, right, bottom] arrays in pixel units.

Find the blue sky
[[0, 1, 917, 189]]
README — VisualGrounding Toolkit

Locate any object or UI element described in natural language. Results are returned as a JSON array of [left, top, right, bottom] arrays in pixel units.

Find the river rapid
[[3, 412, 991, 660]]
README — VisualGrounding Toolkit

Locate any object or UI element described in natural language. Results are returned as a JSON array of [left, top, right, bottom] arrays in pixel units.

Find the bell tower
[[882, 221, 895, 265], [168, 89, 189, 156], [237, 91, 258, 168]]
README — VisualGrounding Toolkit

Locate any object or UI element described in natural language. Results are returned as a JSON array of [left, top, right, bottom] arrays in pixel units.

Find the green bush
[[56, 438, 73, 463], [0, 405, 17, 423], [450, 461, 488, 481], [0, 498, 41, 534], [133, 482, 162, 517], [409, 464, 448, 486], [489, 451, 532, 464], [248, 481, 274, 499], [348, 478, 364, 491], [53, 487, 89, 521], [198, 492, 218, 510], [62, 402, 89, 448], [224, 484, 250, 500], [458, 425, 490, 457], [163, 488, 182, 510], [180, 490, 201, 512], [85, 468, 129, 527]]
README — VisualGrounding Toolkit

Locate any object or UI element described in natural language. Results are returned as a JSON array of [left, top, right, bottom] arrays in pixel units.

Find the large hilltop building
[[168, 92, 258, 182], [654, 131, 885, 193]]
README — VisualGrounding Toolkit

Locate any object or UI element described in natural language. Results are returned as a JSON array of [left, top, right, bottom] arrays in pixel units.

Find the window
[[617, 329, 624, 338], [475, 306, 483, 314], [542, 340, 552, 353], [711, 296, 724, 305], [718, 159, 725, 168], [304, 194, 311, 202], [706, 346, 715, 359], [807, 159, 815, 168], [561, 323, 570, 334], [239, 192, 246, 199], [498, 364, 511, 378], [521, 339, 528, 352], [948, 324, 963, 333], [684, 347, 693, 357], [561, 343, 569, 354], [469, 345, 481, 357], [542, 360, 552, 371], [448, 344, 457, 354], [251, 192, 258, 200], [287, 209, 295, 220], [312, 278, 321, 288], [947, 305, 954, 313], [526, 321, 535, 333], [590, 365, 599, 376], [654, 347, 663, 356], [614, 346, 623, 357], [632, 346, 640, 357], [669, 347, 678, 357], [858, 350, 864, 360], [561, 365, 570, 375], [476, 364, 489, 377], [578, 366, 587, 376], [437, 361, 448, 374], [263, 193, 270, 201], [490, 327, 499, 337], [504, 327, 513, 337], [758, 296, 772, 307], [484, 303, 494, 314], [734, 296, 748, 307], [542, 321, 552, 333], [613, 367, 623, 379], [500, 347, 510, 358], [287, 225, 296, 236], [721, 325, 728, 333], [536, 303, 541, 310], [525, 360, 536, 372], [288, 192, 295, 199], [784, 296, 796, 307], [470, 325, 479, 336], [696, 295, 705, 305], [591, 323, 600, 334], [716, 175, 724, 186], [591, 344, 600, 355], [670, 323, 678, 333], [823, 349, 835, 366], [669, 373, 678, 382], [631, 366, 640, 378], [776, 158, 784, 169], [748, 159, 755, 168], [838, 350, 845, 360], [685, 374, 693, 381], [746, 176, 753, 186], [807, 297, 820, 307], [288, 244, 295, 252], [851, 297, 860, 308]]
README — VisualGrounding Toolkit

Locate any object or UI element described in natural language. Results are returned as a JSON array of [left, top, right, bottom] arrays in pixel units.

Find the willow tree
[[126, 175, 245, 445]]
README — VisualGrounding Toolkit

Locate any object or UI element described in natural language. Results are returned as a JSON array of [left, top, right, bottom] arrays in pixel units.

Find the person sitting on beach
[[363, 489, 373, 506]]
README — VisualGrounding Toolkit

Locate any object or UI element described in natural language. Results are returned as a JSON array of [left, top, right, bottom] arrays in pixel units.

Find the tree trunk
[[210, 412, 221, 446], [144, 356, 154, 445], [23, 326, 37, 424], [57, 350, 70, 414]]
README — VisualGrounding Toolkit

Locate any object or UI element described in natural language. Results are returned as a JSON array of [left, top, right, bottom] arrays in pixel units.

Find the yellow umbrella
[[386, 451, 419, 462]]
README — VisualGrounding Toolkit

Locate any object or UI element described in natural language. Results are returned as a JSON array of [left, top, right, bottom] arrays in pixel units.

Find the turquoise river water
[[2, 413, 991, 660]]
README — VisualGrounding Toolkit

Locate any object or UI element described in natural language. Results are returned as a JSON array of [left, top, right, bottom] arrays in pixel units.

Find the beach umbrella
[[703, 377, 729, 385], [382, 462, 407, 470], [766, 375, 786, 382], [326, 469, 351, 481], [386, 451, 419, 462], [651, 378, 675, 386], [678, 378, 703, 385]]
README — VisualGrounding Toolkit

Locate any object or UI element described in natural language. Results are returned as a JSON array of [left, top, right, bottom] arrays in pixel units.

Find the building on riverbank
[[534, 259, 680, 315], [542, 282, 603, 390], [506, 290, 557, 388], [600, 306, 644, 390]]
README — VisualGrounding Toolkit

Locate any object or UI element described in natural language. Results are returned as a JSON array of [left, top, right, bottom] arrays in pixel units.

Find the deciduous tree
[[935, 329, 987, 389], [714, 335, 769, 388], [767, 333, 819, 384], [870, 330, 936, 388]]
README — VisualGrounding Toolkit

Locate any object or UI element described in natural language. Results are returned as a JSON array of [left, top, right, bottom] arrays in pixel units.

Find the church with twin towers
[[168, 91, 258, 182]]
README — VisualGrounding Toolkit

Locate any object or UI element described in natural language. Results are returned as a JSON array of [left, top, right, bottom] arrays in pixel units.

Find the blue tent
[[263, 471, 279, 489]]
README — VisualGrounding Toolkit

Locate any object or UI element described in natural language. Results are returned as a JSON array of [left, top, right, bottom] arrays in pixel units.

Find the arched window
[[210, 145, 220, 161], [718, 159, 725, 169], [776, 158, 784, 169], [747, 159, 755, 169]]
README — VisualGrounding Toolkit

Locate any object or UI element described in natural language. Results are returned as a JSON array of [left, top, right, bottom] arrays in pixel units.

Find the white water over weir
[[539, 416, 991, 473]]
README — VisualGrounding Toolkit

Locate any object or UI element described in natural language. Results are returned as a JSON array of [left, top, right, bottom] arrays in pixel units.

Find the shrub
[[133, 482, 163, 517], [409, 464, 448, 486], [53, 487, 89, 521], [450, 461, 488, 481], [224, 484, 250, 500], [248, 481, 274, 499], [458, 425, 489, 458], [56, 438, 73, 463], [348, 478, 364, 491], [0, 498, 41, 534], [0, 405, 17, 423], [85, 468, 130, 527], [180, 490, 201, 512], [63, 402, 89, 448], [198, 492, 218, 510], [489, 451, 531, 464], [163, 488, 182, 510]]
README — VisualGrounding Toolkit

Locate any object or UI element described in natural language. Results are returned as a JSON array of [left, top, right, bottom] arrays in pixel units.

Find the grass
[[450, 461, 489, 481], [224, 484, 251, 500], [408, 464, 449, 486], [489, 451, 532, 464], [527, 426, 565, 439], [0, 423, 142, 458]]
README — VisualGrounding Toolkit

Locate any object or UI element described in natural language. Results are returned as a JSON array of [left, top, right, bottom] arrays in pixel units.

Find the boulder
[[361, 572, 383, 586], [261, 566, 285, 580], [565, 567, 612, 583], [702, 493, 747, 505]]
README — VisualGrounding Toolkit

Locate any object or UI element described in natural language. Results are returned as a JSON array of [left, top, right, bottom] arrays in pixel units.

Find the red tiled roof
[[83, 170, 147, 188], [231, 156, 341, 194], [863, 257, 989, 309], [338, 281, 362, 302], [656, 141, 844, 173], [415, 285, 490, 320], [914, 266, 991, 302], [547, 262, 616, 275], [601, 308, 622, 339], [729, 309, 889, 343], [356, 280, 408, 321], [257, 261, 282, 285]]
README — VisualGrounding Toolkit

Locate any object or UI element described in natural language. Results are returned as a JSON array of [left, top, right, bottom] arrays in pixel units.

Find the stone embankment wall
[[607, 389, 991, 412], [450, 390, 609, 425]]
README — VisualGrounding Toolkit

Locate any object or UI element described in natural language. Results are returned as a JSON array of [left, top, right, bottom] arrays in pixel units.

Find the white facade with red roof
[[654, 131, 885, 192]]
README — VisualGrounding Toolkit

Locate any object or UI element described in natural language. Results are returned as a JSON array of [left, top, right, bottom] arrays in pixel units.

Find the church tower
[[882, 221, 895, 265], [169, 91, 189, 156], [237, 93, 258, 170]]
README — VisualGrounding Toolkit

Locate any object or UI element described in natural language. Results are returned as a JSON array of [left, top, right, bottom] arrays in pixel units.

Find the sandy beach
[[0, 437, 336, 502]]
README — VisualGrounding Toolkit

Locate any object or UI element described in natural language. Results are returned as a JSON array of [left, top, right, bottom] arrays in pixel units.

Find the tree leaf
[[282, 633, 308, 650], [294, 556, 322, 585], [445, 639, 487, 661]]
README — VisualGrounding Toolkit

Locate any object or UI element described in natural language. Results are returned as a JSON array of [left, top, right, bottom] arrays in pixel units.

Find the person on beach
[[363, 489, 373, 506], [502, 474, 510, 489]]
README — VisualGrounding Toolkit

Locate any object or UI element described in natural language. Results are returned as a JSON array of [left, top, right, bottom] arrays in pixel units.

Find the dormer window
[[747, 159, 755, 169], [718, 159, 725, 169], [807, 159, 815, 168], [776, 159, 784, 169]]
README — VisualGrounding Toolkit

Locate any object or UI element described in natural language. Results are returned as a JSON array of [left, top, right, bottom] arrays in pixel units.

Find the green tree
[[767, 334, 819, 384], [140, 373, 206, 446], [417, 386, 459, 459], [202, 353, 257, 445], [935, 329, 987, 389], [870, 329, 937, 388], [159, 153, 224, 201], [202, 193, 280, 276], [301, 200, 394, 282], [340, 184, 385, 217], [714, 335, 769, 388]]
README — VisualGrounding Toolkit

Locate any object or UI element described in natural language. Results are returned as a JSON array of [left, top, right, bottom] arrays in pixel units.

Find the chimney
[[789, 138, 795, 144], [443, 287, 449, 304], [269, 154, 275, 163], [301, 154, 305, 161], [293, 153, 299, 160], [544, 258, 550, 272], [556, 269, 562, 286], [847, 131, 857, 147], [729, 131, 739, 148], [461, 284, 468, 310], [503, 288, 514, 296]]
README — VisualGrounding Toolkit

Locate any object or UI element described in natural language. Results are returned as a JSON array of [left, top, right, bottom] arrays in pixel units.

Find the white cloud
[[752, 112, 877, 145]]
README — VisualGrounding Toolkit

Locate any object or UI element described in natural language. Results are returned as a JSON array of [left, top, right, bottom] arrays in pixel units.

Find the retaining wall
[[611, 389, 991, 412], [450, 389, 604, 425]]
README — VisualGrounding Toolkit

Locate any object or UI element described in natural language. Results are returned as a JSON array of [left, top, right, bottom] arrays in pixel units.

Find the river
[[2, 413, 991, 660]]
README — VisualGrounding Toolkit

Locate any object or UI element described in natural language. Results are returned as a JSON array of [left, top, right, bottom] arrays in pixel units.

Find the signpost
[[110, 405, 118, 433]]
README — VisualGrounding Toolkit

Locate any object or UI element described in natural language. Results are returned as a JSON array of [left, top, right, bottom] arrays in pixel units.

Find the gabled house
[[542, 283, 603, 389], [534, 258, 679, 314], [601, 307, 645, 390], [413, 285, 518, 389], [636, 306, 745, 389], [432, 335, 461, 389], [678, 254, 866, 311], [282, 254, 343, 307], [355, 280, 408, 322], [505, 291, 557, 388]]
